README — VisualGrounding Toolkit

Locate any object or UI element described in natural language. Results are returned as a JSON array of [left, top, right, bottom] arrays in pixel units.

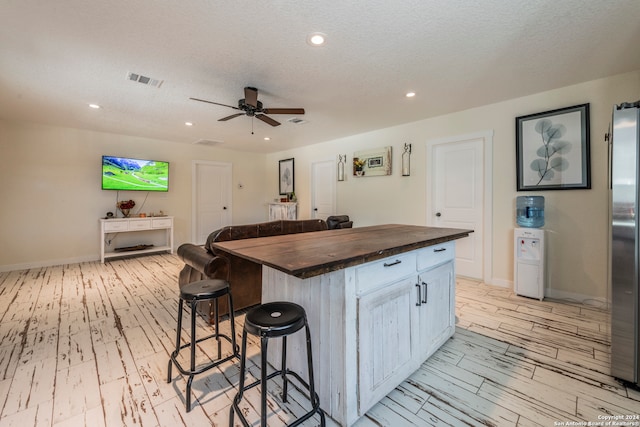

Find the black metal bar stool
[[230, 301, 325, 427], [167, 279, 239, 412]]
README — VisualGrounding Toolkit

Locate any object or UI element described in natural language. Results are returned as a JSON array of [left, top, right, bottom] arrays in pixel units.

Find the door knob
[[435, 212, 441, 217], [223, 207, 227, 210], [314, 208, 318, 211]]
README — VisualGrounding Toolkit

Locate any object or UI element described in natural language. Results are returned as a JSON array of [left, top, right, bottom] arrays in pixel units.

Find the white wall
[[3, 71, 639, 301], [0, 121, 269, 270], [266, 71, 640, 303]]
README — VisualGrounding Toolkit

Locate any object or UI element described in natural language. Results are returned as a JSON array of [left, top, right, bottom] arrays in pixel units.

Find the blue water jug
[[516, 196, 544, 228]]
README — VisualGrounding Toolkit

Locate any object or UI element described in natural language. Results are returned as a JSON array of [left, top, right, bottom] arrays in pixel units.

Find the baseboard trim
[[0, 255, 99, 272], [545, 288, 610, 310], [485, 277, 609, 309], [488, 277, 512, 288]]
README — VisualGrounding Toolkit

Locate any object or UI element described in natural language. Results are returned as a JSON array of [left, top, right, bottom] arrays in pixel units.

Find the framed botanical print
[[279, 158, 294, 195], [516, 103, 590, 190]]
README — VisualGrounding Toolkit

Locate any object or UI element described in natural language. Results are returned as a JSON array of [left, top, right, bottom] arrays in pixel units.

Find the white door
[[427, 131, 493, 281], [311, 160, 335, 220], [192, 161, 232, 244]]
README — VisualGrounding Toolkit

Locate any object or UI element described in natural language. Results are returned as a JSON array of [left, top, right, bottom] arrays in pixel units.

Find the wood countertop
[[212, 224, 472, 279]]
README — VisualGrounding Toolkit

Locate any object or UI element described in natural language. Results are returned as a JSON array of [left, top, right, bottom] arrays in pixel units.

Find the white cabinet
[[261, 240, 457, 426], [416, 261, 455, 360], [268, 202, 297, 220], [415, 241, 455, 360], [99, 216, 174, 263], [357, 276, 417, 412], [356, 242, 455, 417]]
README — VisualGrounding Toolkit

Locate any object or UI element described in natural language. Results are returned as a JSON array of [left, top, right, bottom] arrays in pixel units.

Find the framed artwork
[[353, 146, 392, 177], [516, 103, 590, 191], [279, 158, 295, 195]]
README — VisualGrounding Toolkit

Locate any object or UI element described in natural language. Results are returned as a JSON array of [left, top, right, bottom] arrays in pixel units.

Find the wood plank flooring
[[0, 254, 638, 426]]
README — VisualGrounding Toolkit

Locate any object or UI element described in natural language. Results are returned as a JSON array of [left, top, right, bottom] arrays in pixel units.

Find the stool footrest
[[169, 333, 239, 377], [173, 332, 239, 356], [232, 369, 324, 427]]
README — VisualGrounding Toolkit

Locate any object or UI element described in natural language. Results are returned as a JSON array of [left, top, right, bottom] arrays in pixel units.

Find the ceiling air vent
[[287, 117, 307, 124], [127, 72, 163, 88], [193, 139, 223, 147]]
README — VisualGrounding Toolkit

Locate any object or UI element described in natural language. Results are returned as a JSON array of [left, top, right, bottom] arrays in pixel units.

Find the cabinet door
[[417, 261, 455, 360], [357, 277, 417, 415]]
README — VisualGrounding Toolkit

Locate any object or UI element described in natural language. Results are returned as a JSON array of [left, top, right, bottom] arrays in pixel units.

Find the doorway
[[311, 160, 336, 220], [427, 131, 493, 282], [192, 160, 232, 244]]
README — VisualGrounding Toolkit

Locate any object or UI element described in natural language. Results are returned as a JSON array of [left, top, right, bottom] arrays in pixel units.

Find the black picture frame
[[279, 158, 295, 195], [516, 103, 590, 191]]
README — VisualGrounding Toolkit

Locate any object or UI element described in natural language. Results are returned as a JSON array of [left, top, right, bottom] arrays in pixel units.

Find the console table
[[213, 224, 472, 426], [99, 216, 174, 263], [268, 202, 297, 220]]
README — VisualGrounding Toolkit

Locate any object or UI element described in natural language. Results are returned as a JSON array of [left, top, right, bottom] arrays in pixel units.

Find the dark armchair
[[326, 215, 353, 229]]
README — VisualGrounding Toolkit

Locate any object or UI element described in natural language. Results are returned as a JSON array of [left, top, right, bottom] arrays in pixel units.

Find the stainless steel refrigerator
[[611, 100, 640, 385]]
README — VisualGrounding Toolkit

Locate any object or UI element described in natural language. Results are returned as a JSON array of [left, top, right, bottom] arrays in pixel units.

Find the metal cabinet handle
[[422, 282, 428, 304], [384, 260, 402, 267], [433, 248, 446, 252], [415, 283, 421, 306]]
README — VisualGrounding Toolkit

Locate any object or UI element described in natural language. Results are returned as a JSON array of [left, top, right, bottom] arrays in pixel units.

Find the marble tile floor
[[0, 254, 638, 426]]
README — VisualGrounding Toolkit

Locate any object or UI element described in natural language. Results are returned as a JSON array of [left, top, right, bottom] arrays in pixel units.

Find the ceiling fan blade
[[256, 114, 281, 127], [262, 108, 305, 115], [244, 87, 258, 108], [190, 97, 239, 110], [218, 113, 245, 121]]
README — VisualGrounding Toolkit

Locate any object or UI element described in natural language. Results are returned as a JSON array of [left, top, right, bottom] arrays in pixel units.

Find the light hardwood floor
[[0, 254, 638, 426]]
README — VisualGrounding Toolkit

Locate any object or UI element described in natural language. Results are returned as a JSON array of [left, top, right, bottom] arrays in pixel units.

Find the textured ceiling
[[1, 1, 639, 153]]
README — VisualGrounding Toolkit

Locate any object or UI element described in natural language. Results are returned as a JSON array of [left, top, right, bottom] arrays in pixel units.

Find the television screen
[[102, 156, 169, 192]]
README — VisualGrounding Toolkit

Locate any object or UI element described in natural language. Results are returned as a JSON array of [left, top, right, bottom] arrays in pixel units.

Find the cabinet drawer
[[152, 218, 172, 228], [129, 220, 151, 230], [416, 241, 455, 271], [356, 252, 416, 295], [103, 220, 128, 232]]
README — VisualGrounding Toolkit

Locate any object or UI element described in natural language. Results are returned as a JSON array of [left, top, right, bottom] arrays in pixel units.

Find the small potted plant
[[353, 158, 365, 176], [116, 199, 135, 217]]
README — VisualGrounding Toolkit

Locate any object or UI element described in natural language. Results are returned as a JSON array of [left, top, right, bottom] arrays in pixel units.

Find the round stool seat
[[244, 301, 306, 338], [179, 279, 229, 301]]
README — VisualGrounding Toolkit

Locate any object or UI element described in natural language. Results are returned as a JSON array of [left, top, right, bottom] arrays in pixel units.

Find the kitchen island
[[213, 224, 472, 426]]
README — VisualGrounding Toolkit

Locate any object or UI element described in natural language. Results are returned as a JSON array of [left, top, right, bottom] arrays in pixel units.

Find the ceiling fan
[[190, 87, 305, 127]]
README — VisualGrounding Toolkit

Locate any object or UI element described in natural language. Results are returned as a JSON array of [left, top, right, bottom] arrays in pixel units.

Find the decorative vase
[[120, 208, 131, 218]]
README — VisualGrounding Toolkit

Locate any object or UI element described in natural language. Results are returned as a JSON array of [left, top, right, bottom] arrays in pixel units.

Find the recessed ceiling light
[[89, 103, 101, 109], [307, 32, 326, 46], [264, 137, 271, 141], [185, 122, 193, 126], [405, 92, 416, 98]]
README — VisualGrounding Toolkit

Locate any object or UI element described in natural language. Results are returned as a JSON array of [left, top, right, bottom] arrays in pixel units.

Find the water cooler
[[514, 196, 545, 300]]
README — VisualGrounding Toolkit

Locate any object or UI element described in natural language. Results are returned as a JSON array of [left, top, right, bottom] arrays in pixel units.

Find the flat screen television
[[102, 156, 169, 192]]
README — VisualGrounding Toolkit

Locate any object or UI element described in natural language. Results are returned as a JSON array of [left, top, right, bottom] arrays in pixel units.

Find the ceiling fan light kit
[[190, 87, 305, 131]]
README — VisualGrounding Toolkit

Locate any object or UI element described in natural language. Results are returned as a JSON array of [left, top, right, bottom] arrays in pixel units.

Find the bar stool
[[167, 279, 239, 412], [230, 301, 325, 427]]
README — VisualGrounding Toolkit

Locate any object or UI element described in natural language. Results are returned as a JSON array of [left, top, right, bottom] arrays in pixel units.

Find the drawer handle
[[433, 248, 447, 253], [383, 260, 402, 267], [415, 283, 422, 306], [422, 282, 428, 304]]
